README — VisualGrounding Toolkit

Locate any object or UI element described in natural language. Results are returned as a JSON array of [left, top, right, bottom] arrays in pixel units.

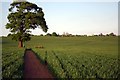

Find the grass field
[[2, 36, 119, 79]]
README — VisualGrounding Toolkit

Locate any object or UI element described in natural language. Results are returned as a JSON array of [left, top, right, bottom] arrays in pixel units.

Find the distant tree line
[[94, 33, 116, 37], [43, 32, 117, 37], [46, 32, 59, 36], [7, 32, 117, 37]]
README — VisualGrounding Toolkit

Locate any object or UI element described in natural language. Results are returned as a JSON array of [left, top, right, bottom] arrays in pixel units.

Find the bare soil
[[24, 49, 54, 79]]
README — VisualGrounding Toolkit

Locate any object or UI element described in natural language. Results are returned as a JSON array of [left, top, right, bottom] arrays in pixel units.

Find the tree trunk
[[18, 40, 23, 48]]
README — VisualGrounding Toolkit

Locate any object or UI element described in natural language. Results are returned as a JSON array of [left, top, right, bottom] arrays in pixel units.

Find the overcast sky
[[0, 0, 119, 36]]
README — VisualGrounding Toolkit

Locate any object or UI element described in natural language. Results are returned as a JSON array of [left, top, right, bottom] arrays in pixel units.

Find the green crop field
[[2, 37, 24, 79], [2, 36, 119, 79]]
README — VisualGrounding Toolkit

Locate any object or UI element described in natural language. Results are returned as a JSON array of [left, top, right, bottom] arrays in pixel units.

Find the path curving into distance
[[24, 49, 54, 79]]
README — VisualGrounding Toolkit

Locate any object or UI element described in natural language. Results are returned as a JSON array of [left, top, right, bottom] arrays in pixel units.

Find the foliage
[[108, 33, 116, 36], [52, 32, 58, 36], [6, 1, 48, 47], [46, 33, 52, 36]]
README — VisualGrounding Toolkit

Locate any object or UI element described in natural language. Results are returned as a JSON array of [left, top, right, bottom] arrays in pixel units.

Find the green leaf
[[6, 1, 48, 42]]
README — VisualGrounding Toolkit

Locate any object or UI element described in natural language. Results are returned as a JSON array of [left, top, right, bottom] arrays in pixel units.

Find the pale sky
[[0, 0, 119, 36]]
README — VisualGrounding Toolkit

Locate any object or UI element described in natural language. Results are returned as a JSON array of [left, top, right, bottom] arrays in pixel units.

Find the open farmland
[[2, 37, 24, 79], [2, 36, 119, 79]]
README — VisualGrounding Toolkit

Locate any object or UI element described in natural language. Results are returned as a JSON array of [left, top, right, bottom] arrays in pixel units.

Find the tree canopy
[[52, 32, 58, 36], [6, 1, 48, 47]]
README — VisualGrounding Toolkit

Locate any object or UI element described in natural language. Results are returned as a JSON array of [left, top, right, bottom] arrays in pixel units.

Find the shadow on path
[[23, 48, 54, 79]]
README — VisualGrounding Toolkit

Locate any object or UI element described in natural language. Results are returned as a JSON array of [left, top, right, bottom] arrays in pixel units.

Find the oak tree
[[6, 1, 48, 48]]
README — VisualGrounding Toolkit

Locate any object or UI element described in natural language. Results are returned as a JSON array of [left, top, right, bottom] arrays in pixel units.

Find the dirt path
[[24, 49, 54, 79]]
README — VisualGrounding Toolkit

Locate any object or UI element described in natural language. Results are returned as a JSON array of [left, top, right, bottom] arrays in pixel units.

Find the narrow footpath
[[24, 49, 54, 79]]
